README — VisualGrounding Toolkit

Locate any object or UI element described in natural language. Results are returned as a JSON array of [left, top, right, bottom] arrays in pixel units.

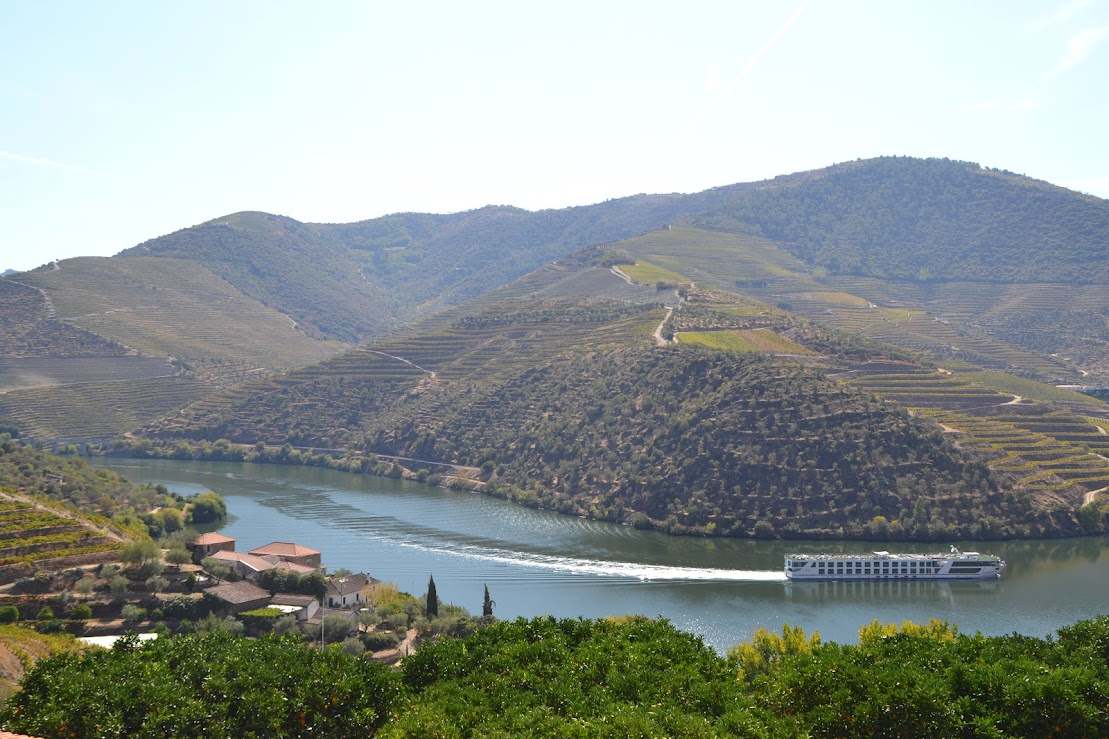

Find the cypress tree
[[426, 575, 438, 618], [482, 584, 495, 617]]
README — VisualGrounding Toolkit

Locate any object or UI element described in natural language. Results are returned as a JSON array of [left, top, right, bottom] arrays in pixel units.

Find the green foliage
[[697, 157, 1109, 284], [0, 438, 168, 528], [425, 575, 438, 618], [164, 544, 192, 566], [119, 539, 160, 567], [728, 624, 821, 684], [120, 604, 147, 621], [186, 491, 227, 525], [392, 616, 776, 736], [68, 603, 93, 620], [0, 632, 402, 738], [856, 617, 959, 645], [751, 616, 1109, 738], [257, 569, 326, 601], [0, 605, 18, 624], [362, 630, 400, 651], [482, 583, 495, 618], [3, 614, 1109, 736]]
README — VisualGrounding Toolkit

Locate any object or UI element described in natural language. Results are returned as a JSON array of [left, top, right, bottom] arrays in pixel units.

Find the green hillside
[[131, 270, 1106, 540], [0, 440, 170, 580], [0, 278, 129, 358], [693, 156, 1109, 283], [118, 197, 703, 343], [605, 225, 1107, 384], [16, 256, 342, 369]]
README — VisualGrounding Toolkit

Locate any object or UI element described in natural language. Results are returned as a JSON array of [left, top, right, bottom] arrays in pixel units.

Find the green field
[[959, 370, 1107, 406], [619, 260, 690, 286], [679, 328, 814, 355]]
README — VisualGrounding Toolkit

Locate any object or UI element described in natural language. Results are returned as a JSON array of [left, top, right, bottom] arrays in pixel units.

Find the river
[[99, 458, 1109, 652]]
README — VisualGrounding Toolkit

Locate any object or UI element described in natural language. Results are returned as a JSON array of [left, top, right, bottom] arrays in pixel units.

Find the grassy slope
[[17, 256, 343, 369]]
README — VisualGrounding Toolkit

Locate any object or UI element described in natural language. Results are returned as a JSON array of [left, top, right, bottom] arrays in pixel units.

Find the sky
[[2, 1, 1108, 273]]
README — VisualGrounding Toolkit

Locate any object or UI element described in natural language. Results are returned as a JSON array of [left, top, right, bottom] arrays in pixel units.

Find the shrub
[[68, 604, 93, 620], [36, 606, 55, 621], [363, 630, 400, 651], [342, 636, 366, 656], [0, 605, 18, 623], [145, 575, 169, 593], [120, 605, 147, 622]]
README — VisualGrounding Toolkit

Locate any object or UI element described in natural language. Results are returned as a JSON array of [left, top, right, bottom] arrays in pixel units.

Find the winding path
[[364, 350, 436, 379], [653, 307, 674, 346]]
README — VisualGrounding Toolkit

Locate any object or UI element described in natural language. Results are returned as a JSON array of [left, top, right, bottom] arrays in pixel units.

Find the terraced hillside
[[607, 226, 1106, 384], [2, 257, 344, 440], [144, 297, 667, 447], [15, 256, 342, 368], [0, 625, 84, 703], [0, 376, 214, 440], [843, 367, 1109, 528], [0, 278, 128, 358], [134, 272, 1099, 540], [0, 492, 124, 581]]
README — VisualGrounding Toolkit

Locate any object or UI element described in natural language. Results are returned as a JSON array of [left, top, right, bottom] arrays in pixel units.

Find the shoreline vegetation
[[107, 436, 1108, 542], [0, 614, 1107, 737]]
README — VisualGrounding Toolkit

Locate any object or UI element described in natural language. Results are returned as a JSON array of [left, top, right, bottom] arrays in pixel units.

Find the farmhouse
[[269, 592, 321, 622], [248, 541, 322, 570], [325, 572, 378, 608], [189, 532, 235, 561], [208, 550, 277, 581], [205, 580, 271, 615]]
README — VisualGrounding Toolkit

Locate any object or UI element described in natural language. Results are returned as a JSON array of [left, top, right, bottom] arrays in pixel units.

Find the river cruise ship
[[785, 547, 1005, 580]]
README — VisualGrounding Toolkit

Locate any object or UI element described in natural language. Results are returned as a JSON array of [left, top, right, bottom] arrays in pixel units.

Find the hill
[[3, 256, 344, 440], [116, 197, 708, 343], [131, 268, 1108, 540], [691, 156, 1109, 283]]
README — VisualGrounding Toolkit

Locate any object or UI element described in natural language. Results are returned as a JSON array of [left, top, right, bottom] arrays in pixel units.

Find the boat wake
[[393, 537, 787, 582]]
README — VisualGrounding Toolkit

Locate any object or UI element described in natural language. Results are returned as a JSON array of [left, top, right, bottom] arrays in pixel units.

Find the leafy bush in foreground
[[0, 632, 401, 738], [3, 615, 1108, 737]]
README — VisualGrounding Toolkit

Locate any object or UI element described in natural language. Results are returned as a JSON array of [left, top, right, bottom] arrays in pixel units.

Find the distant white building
[[325, 572, 377, 608]]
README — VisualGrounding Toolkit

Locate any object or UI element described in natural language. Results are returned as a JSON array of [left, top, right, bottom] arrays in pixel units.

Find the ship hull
[[784, 551, 1004, 580]]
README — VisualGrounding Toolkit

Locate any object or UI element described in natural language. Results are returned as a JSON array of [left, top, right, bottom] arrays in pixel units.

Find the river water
[[99, 458, 1109, 652]]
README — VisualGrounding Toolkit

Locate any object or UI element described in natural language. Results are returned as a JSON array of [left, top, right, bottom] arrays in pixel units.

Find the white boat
[[784, 546, 1005, 580]]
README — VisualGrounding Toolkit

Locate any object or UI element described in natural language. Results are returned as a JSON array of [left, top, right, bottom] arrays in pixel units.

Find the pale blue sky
[[2, 1, 1108, 272]]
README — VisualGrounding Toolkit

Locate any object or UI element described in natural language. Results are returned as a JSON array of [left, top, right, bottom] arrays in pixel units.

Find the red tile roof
[[249, 541, 320, 558], [193, 532, 235, 546], [205, 580, 271, 605], [210, 550, 276, 572], [273, 560, 318, 574]]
